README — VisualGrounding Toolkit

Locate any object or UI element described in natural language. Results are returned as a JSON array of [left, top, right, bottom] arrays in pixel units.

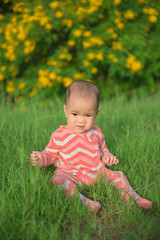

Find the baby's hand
[[102, 155, 119, 166], [30, 151, 41, 166]]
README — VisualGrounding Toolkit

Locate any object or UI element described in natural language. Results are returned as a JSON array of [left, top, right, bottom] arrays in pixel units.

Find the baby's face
[[63, 93, 99, 133]]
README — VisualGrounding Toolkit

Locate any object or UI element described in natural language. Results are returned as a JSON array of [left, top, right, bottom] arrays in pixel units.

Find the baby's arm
[[30, 132, 59, 168], [98, 127, 119, 166]]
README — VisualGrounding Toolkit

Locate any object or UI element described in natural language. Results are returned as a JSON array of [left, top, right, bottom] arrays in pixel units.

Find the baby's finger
[[113, 156, 119, 165], [104, 156, 110, 164], [31, 159, 38, 166], [116, 158, 119, 164]]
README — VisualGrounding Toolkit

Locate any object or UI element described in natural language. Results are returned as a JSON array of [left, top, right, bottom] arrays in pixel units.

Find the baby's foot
[[137, 198, 152, 210], [85, 201, 101, 213]]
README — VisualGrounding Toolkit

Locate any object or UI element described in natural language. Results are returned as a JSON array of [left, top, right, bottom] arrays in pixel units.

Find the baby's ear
[[63, 105, 67, 118], [96, 108, 100, 116]]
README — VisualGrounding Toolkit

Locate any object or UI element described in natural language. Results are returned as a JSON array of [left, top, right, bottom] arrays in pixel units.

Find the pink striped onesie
[[38, 125, 152, 212]]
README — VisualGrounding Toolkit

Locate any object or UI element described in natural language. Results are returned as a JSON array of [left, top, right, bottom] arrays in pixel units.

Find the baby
[[30, 80, 152, 213]]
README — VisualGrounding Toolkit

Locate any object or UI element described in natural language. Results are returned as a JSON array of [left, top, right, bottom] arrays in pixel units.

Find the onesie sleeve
[[99, 128, 113, 157], [39, 133, 59, 168]]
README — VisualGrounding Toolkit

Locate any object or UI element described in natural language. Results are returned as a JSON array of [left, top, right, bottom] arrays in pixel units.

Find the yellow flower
[[83, 31, 92, 37], [17, 32, 27, 41], [126, 55, 136, 68], [114, 18, 121, 24], [106, 28, 114, 33], [38, 69, 49, 76], [12, 72, 18, 77], [0, 66, 6, 71], [24, 40, 36, 55], [57, 75, 62, 82], [6, 81, 16, 93], [0, 72, 5, 81], [40, 103, 46, 108], [87, 52, 95, 60], [126, 56, 143, 73], [39, 16, 49, 26], [138, 0, 146, 4], [73, 73, 83, 79], [89, 37, 104, 46], [117, 22, 124, 30], [55, 11, 63, 18], [34, 5, 43, 11], [112, 41, 123, 51], [18, 96, 23, 102], [67, 40, 76, 47], [5, 52, 16, 61], [59, 54, 66, 60], [114, 10, 122, 17], [82, 41, 92, 48], [49, 72, 56, 80], [142, 8, 149, 14], [124, 10, 135, 20], [29, 88, 37, 97], [112, 33, 118, 39], [38, 76, 50, 87], [62, 19, 73, 28], [96, 52, 104, 61], [49, 1, 59, 9], [67, 55, 72, 61], [47, 60, 58, 66], [87, 6, 98, 14], [0, 14, 4, 21], [107, 53, 114, 59], [85, 79, 92, 82], [91, 67, 98, 74], [148, 8, 159, 16], [25, 57, 30, 62], [21, 106, 26, 111], [144, 26, 149, 32], [73, 29, 82, 37], [63, 77, 73, 88], [80, 25, 85, 29], [99, 14, 104, 19], [4, 0, 10, 4], [45, 23, 53, 30], [131, 61, 143, 73], [113, 0, 121, 5], [17, 25, 28, 41], [126, 55, 136, 64], [148, 15, 158, 23], [19, 82, 26, 89], [83, 60, 91, 67], [9, 65, 15, 72], [113, 57, 119, 63], [150, 87, 155, 93]]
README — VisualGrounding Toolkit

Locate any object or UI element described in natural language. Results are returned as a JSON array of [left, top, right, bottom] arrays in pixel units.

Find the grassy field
[[0, 92, 160, 240]]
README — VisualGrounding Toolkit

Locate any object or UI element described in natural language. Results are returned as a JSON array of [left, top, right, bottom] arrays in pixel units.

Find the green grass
[[0, 92, 160, 240]]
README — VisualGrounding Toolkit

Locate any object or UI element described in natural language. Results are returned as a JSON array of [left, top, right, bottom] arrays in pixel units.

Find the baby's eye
[[72, 113, 77, 116], [86, 114, 92, 117]]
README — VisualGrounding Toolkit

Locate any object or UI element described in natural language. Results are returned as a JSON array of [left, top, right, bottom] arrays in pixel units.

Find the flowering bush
[[0, 0, 160, 101]]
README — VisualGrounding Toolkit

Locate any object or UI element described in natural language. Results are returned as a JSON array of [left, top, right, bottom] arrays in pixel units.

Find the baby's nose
[[78, 116, 85, 123]]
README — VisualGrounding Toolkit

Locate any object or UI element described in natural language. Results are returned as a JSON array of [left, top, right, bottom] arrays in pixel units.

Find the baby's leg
[[104, 168, 152, 210], [51, 172, 101, 213]]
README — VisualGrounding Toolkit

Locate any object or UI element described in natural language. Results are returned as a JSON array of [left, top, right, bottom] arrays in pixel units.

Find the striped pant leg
[[51, 171, 101, 213], [104, 168, 152, 209]]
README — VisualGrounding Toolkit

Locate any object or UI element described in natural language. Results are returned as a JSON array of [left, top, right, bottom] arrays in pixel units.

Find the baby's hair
[[66, 80, 101, 109]]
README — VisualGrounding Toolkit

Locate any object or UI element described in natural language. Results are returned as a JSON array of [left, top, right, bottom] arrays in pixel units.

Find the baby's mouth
[[77, 126, 85, 129]]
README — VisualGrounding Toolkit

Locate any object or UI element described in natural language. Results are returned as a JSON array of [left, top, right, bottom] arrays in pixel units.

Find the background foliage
[[0, 0, 160, 101]]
